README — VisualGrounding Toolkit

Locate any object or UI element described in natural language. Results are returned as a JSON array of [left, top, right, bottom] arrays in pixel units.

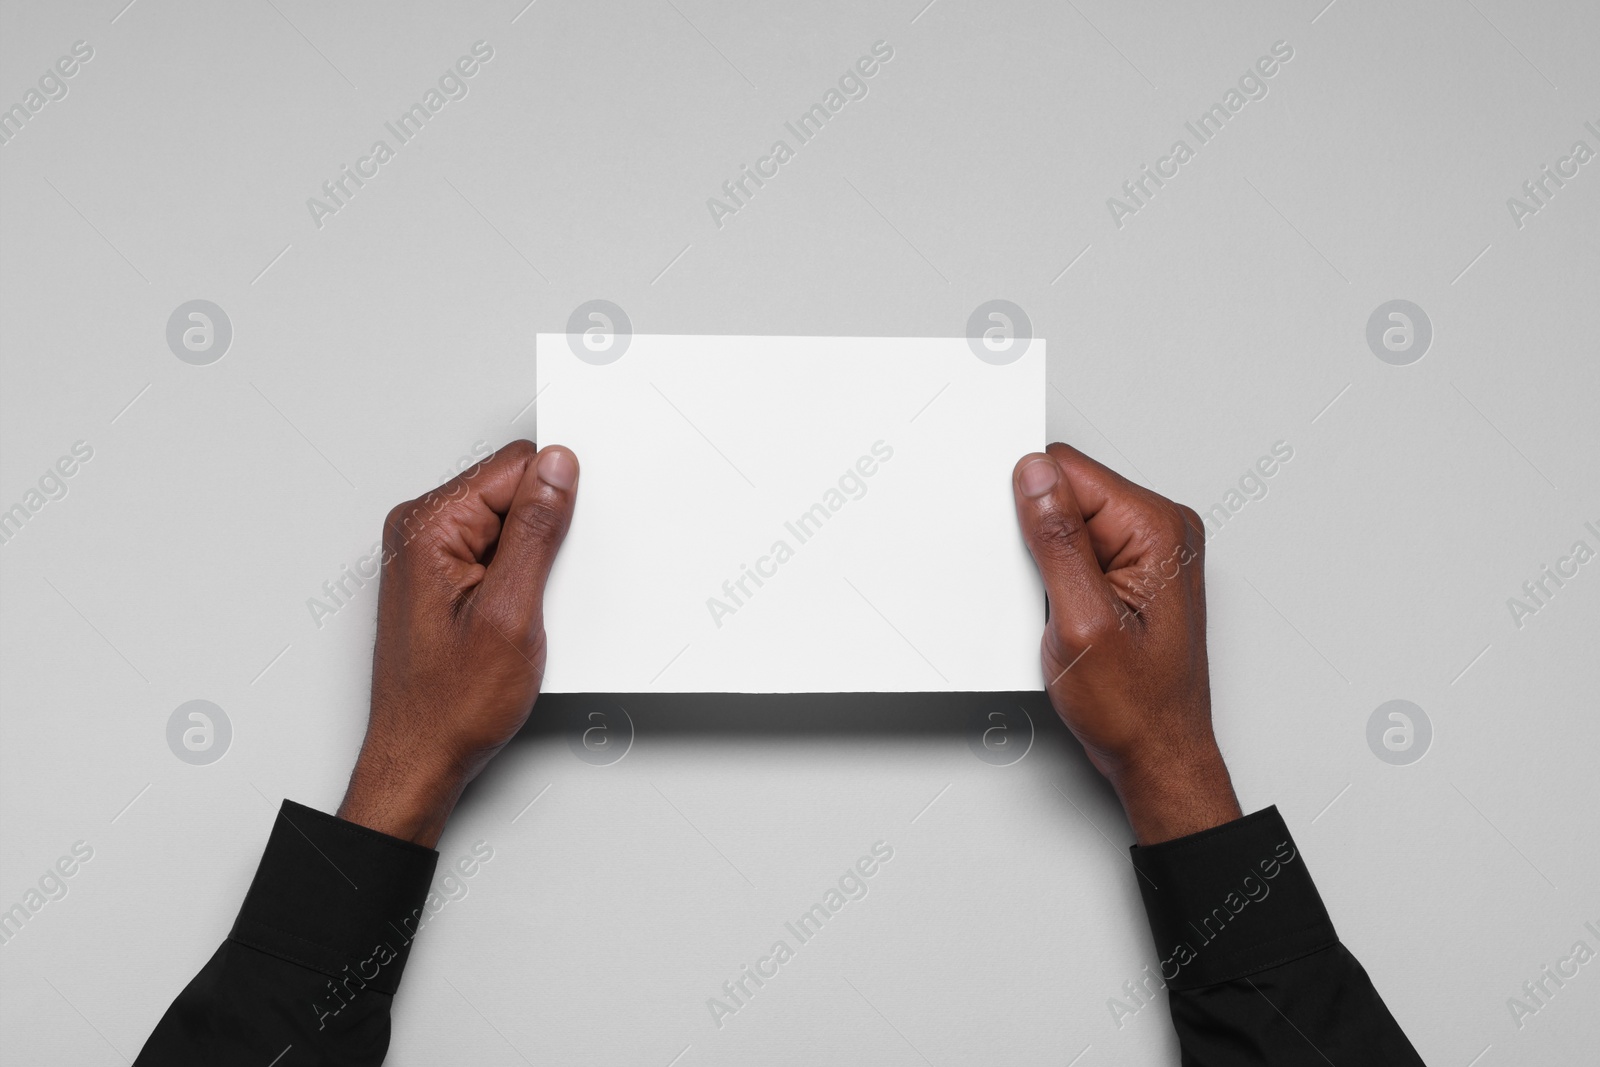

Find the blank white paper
[[536, 334, 1045, 692]]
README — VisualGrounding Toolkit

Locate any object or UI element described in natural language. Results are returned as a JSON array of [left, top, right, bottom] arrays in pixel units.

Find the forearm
[[337, 744, 472, 848], [1127, 806, 1424, 1066], [1165, 943, 1426, 1066], [137, 941, 399, 1066], [1106, 739, 1420, 1061], [1106, 739, 1242, 846], [136, 801, 438, 1066]]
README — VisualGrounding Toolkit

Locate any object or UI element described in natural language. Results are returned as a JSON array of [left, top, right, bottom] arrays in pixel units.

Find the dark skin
[[1012, 442, 1240, 844], [338, 440, 577, 847], [340, 439, 1239, 848]]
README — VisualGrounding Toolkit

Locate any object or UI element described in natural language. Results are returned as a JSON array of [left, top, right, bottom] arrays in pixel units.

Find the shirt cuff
[[1128, 805, 1338, 991], [227, 800, 438, 996]]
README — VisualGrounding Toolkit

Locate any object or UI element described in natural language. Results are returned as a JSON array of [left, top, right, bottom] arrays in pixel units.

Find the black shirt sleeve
[[140, 800, 1422, 1065], [1128, 805, 1425, 1066], [135, 800, 437, 1067]]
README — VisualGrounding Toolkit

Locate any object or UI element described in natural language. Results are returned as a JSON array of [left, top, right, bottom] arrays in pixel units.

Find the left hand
[[337, 440, 578, 847]]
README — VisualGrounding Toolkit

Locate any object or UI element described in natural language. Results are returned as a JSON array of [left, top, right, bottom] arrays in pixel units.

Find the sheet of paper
[[536, 334, 1045, 692]]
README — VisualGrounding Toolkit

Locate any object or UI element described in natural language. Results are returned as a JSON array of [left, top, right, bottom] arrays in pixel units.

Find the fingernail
[[537, 447, 577, 491], [1019, 457, 1058, 498]]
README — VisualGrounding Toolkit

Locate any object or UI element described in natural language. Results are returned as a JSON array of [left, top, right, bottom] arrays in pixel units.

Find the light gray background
[[2, 1, 1597, 1065]]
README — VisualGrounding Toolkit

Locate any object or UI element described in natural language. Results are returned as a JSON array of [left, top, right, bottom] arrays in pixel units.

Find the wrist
[[1106, 740, 1242, 846], [337, 748, 467, 848]]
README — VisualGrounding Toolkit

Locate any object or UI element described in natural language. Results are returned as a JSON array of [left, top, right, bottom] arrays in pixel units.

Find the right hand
[[1012, 443, 1241, 845]]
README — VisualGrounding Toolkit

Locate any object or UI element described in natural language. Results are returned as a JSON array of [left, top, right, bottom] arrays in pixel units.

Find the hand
[[1013, 443, 1241, 845], [337, 440, 579, 847]]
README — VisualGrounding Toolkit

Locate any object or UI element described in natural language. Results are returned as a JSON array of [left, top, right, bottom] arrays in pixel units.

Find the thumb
[[477, 445, 578, 625], [1013, 452, 1123, 648]]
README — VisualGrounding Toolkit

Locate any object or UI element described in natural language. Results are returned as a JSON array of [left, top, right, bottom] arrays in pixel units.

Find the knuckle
[[474, 598, 531, 642], [1136, 499, 1190, 554], [523, 621, 548, 662], [1047, 613, 1106, 659], [471, 439, 533, 481], [1159, 504, 1189, 544], [383, 501, 416, 545], [1175, 504, 1207, 555], [508, 497, 567, 544], [385, 496, 434, 546], [1035, 508, 1088, 555]]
